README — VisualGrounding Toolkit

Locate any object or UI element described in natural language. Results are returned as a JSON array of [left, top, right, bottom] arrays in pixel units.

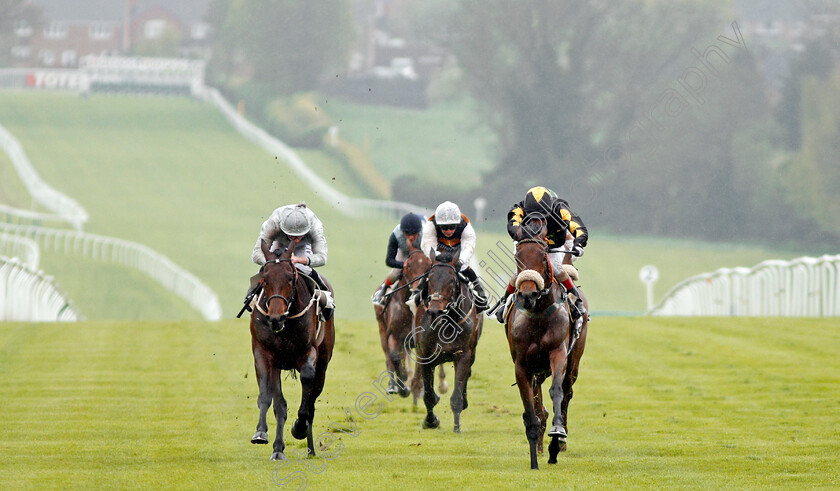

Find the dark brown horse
[[504, 221, 588, 469], [411, 250, 483, 433], [374, 245, 430, 397], [249, 241, 335, 461]]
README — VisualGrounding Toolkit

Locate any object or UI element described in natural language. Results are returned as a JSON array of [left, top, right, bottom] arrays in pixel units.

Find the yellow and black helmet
[[522, 186, 557, 213]]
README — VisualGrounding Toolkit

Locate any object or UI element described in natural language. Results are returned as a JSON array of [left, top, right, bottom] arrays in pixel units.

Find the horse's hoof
[[251, 431, 269, 444], [270, 452, 286, 461], [548, 436, 560, 463], [438, 381, 449, 394], [548, 425, 567, 441], [453, 425, 460, 434], [386, 381, 399, 395], [398, 386, 411, 398], [422, 415, 440, 429], [291, 419, 309, 440]]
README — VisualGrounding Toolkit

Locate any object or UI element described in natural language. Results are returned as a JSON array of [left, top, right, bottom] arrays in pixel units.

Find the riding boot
[[307, 269, 334, 321], [242, 286, 254, 312], [491, 291, 512, 323], [242, 270, 265, 312], [371, 282, 388, 306], [470, 279, 489, 313], [567, 286, 586, 321], [460, 266, 488, 313]]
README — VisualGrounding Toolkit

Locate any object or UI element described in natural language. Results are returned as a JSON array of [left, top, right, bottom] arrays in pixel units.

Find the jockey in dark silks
[[489, 187, 588, 323], [372, 212, 426, 306], [420, 201, 489, 313]]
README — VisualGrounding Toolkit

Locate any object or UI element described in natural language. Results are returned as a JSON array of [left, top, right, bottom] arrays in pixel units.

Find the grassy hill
[[323, 97, 497, 190], [0, 317, 837, 488], [0, 91, 806, 321]]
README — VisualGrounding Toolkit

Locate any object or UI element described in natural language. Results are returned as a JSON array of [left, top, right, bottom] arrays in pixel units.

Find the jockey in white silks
[[419, 201, 489, 313], [248, 202, 333, 320]]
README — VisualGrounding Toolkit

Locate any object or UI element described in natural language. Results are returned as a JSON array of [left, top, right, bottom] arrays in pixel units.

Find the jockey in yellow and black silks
[[490, 187, 588, 323]]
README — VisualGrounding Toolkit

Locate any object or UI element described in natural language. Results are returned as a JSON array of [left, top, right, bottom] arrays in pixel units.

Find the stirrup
[[371, 291, 383, 305], [495, 306, 506, 323], [473, 295, 489, 313]]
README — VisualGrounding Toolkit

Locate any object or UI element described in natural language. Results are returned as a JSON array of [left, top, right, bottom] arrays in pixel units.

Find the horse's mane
[[518, 213, 548, 242], [434, 252, 455, 264]]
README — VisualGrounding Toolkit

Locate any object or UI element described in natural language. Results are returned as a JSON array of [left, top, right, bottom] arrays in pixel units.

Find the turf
[[0, 147, 33, 210], [0, 317, 837, 489], [322, 97, 497, 190]]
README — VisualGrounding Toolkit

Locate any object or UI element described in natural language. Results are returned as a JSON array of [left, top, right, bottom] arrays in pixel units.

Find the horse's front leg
[[421, 362, 440, 429], [515, 363, 541, 470], [547, 347, 569, 464], [251, 347, 272, 446], [291, 346, 318, 452], [387, 331, 410, 397], [559, 324, 586, 453], [270, 366, 287, 461], [376, 307, 392, 372], [450, 349, 472, 433], [533, 376, 549, 455]]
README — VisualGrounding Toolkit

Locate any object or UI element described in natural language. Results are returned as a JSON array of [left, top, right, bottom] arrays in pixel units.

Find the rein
[[426, 262, 471, 321], [514, 240, 563, 315], [383, 249, 430, 297], [255, 258, 308, 319]]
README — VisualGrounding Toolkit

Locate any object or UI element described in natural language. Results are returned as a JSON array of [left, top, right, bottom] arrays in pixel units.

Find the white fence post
[[0, 255, 79, 321], [650, 254, 840, 317], [0, 224, 222, 321]]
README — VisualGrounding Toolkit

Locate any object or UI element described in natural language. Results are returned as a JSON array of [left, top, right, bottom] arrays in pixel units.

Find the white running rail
[[0, 255, 79, 321], [0, 123, 88, 229], [0, 224, 223, 321], [0, 232, 39, 270], [650, 254, 840, 317], [197, 87, 432, 218]]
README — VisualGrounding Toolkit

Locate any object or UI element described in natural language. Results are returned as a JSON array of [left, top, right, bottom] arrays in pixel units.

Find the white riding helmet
[[279, 204, 311, 236], [434, 201, 462, 226]]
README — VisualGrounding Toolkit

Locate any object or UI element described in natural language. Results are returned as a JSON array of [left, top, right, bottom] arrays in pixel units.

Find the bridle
[[385, 249, 430, 298], [425, 262, 469, 319], [403, 249, 430, 297], [516, 238, 555, 296], [258, 257, 299, 318], [514, 238, 566, 318]]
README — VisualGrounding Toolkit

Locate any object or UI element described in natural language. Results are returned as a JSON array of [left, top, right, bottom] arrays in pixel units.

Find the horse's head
[[403, 248, 431, 297], [514, 226, 551, 311], [424, 249, 463, 319], [259, 240, 298, 332]]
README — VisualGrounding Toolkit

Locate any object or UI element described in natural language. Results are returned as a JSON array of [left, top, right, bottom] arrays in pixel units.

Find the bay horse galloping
[[374, 245, 430, 397], [249, 241, 335, 461], [504, 219, 588, 469], [412, 250, 483, 433]]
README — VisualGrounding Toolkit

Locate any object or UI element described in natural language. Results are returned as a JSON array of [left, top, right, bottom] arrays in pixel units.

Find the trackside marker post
[[639, 264, 659, 311]]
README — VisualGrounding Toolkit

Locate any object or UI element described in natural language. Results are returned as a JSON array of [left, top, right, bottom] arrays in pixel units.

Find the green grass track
[[1, 317, 837, 489]]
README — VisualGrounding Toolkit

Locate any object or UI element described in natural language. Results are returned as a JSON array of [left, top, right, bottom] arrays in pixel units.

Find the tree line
[[209, 0, 840, 247]]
